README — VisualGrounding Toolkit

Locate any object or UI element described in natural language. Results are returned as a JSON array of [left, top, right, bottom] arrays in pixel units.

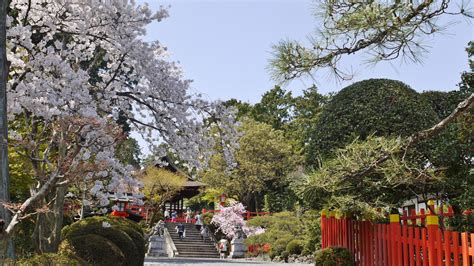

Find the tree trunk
[[34, 185, 66, 253], [50, 185, 66, 251], [0, 0, 14, 260], [254, 193, 259, 213]]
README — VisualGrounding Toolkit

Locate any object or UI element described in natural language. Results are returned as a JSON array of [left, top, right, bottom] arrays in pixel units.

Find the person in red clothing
[[218, 239, 228, 259]]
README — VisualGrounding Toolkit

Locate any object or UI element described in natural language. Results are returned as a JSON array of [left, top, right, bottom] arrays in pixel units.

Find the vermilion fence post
[[460, 232, 469, 266], [452, 232, 460, 266], [422, 228, 428, 266], [389, 214, 400, 266], [426, 214, 439, 266], [342, 216, 347, 247], [443, 230, 450, 265], [321, 209, 327, 249], [334, 211, 338, 247], [329, 211, 334, 248]]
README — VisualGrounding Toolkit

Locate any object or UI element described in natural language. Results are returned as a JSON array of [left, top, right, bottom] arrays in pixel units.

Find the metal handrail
[[203, 224, 219, 252]]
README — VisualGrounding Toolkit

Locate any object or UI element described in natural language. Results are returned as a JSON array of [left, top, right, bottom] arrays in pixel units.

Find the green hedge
[[314, 247, 354, 266]]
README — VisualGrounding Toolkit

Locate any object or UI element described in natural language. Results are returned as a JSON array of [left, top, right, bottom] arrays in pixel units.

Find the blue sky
[[138, 0, 473, 104]]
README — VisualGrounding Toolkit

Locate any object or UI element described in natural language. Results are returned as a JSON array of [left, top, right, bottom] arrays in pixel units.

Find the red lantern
[[219, 193, 226, 206]]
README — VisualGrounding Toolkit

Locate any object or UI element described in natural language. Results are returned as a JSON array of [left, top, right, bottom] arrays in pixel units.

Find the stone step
[[169, 233, 202, 237], [168, 229, 202, 233], [176, 249, 218, 253], [175, 246, 217, 251], [166, 223, 200, 227], [170, 237, 206, 240], [171, 240, 215, 245], [169, 235, 208, 239], [165, 222, 219, 259], [173, 245, 217, 250], [176, 255, 220, 258], [176, 252, 220, 257]]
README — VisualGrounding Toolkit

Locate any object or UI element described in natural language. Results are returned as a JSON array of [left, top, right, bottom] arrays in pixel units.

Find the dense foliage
[[245, 211, 320, 259], [202, 119, 298, 211], [141, 167, 187, 225], [314, 247, 354, 266], [286, 239, 305, 255], [307, 79, 437, 164], [304, 136, 439, 216]]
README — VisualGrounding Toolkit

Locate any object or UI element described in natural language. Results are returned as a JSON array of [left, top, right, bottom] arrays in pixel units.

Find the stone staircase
[[165, 222, 220, 258]]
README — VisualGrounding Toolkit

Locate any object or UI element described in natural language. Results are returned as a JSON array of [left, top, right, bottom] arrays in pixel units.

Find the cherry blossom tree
[[0, 0, 238, 256], [211, 202, 264, 239]]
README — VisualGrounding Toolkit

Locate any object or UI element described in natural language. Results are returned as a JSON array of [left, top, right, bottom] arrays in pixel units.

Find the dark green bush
[[18, 253, 81, 266], [60, 234, 124, 266], [314, 247, 354, 266], [307, 78, 437, 164], [61, 216, 144, 266], [115, 224, 146, 260], [268, 236, 293, 259], [246, 211, 321, 259], [286, 239, 305, 255], [109, 216, 144, 236]]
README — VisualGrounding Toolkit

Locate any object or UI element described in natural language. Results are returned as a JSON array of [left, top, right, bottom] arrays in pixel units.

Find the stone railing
[[163, 228, 178, 257]]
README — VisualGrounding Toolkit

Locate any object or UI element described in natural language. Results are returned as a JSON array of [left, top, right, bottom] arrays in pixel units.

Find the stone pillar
[[146, 235, 167, 257], [229, 238, 246, 258]]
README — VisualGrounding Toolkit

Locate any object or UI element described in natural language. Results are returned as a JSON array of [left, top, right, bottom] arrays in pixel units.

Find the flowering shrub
[[211, 202, 264, 238]]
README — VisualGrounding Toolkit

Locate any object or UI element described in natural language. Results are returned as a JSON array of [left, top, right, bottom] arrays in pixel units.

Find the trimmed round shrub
[[286, 239, 305, 255], [269, 237, 293, 259], [315, 247, 355, 266], [109, 216, 144, 237], [115, 224, 146, 261], [18, 253, 81, 266], [60, 234, 125, 266], [307, 78, 437, 164], [61, 216, 145, 266]]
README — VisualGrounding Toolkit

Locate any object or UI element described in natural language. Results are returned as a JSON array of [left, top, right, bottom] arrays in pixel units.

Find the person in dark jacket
[[176, 223, 185, 240]]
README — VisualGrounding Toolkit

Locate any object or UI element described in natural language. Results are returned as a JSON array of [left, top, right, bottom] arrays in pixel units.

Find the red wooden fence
[[321, 209, 474, 266]]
